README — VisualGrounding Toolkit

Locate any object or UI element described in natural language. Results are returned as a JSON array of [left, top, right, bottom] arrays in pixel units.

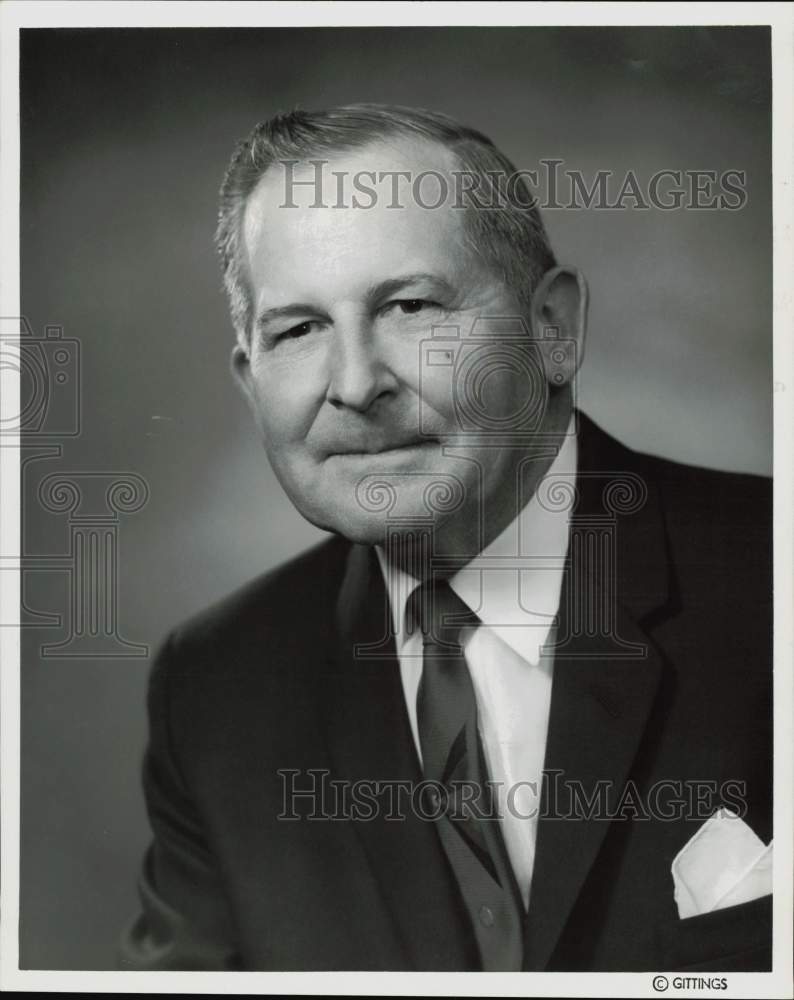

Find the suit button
[[479, 905, 495, 928]]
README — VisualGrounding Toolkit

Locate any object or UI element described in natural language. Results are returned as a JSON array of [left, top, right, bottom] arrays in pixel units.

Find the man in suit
[[119, 105, 772, 972]]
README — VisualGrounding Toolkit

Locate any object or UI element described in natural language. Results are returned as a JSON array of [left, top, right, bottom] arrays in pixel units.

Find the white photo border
[[1, 2, 792, 996]]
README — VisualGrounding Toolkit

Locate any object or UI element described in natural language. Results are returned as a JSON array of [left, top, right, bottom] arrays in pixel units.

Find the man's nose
[[325, 321, 397, 413]]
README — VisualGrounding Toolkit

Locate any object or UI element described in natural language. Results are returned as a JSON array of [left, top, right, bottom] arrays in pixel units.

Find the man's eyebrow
[[367, 272, 456, 303], [254, 273, 456, 332], [255, 303, 324, 331]]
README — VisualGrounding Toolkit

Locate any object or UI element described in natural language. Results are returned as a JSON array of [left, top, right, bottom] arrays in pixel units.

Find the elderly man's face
[[233, 138, 576, 550]]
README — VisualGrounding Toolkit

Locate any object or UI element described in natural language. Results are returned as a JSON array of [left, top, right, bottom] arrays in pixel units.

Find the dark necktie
[[410, 578, 524, 971]]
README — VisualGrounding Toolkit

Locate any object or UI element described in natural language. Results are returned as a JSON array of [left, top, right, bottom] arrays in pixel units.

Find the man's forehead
[[241, 136, 475, 291], [252, 134, 460, 199], [243, 137, 463, 240]]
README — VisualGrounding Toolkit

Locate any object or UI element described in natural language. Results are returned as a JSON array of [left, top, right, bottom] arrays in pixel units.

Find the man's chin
[[334, 522, 390, 546], [284, 466, 469, 546], [300, 509, 390, 547]]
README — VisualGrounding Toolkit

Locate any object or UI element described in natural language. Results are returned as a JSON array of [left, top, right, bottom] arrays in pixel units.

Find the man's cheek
[[416, 368, 458, 437], [252, 381, 313, 443]]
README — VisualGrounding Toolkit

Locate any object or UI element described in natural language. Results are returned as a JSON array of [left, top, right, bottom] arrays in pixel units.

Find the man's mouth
[[326, 436, 439, 458]]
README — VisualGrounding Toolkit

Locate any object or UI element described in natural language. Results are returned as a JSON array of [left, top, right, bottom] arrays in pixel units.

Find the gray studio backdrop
[[19, 27, 771, 969]]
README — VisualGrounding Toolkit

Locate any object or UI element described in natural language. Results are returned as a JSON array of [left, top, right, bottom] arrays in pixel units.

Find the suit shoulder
[[628, 448, 772, 597], [167, 533, 350, 660], [578, 410, 770, 529], [637, 449, 771, 532]]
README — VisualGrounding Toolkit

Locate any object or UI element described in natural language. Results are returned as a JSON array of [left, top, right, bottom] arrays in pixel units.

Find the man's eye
[[277, 321, 315, 341], [388, 299, 439, 315]]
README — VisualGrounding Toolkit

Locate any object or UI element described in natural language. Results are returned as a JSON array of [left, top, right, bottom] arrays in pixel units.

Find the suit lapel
[[319, 543, 478, 970], [522, 576, 664, 969], [522, 412, 673, 969]]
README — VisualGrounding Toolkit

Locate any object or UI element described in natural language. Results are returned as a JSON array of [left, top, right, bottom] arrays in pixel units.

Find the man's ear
[[230, 343, 256, 406], [529, 265, 588, 388]]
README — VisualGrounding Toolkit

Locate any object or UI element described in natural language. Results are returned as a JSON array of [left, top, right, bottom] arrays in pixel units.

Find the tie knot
[[407, 579, 479, 644]]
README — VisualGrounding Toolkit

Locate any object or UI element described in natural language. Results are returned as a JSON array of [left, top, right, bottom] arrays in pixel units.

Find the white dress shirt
[[375, 421, 576, 910]]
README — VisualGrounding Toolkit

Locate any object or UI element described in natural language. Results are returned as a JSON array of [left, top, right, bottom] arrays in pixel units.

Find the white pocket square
[[671, 807, 773, 919]]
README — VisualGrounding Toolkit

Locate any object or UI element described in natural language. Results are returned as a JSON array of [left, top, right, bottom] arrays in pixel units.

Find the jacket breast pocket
[[660, 894, 772, 971]]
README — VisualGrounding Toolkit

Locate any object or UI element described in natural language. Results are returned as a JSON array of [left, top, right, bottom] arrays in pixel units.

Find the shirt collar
[[376, 415, 577, 666]]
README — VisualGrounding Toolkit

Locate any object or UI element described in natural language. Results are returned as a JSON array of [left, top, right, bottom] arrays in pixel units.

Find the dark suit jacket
[[119, 411, 772, 972]]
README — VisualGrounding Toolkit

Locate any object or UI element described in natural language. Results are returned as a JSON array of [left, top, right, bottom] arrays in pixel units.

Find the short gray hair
[[215, 103, 556, 345]]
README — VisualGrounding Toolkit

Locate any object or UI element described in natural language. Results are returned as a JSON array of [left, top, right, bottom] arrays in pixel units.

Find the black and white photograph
[[1, 2, 792, 995]]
